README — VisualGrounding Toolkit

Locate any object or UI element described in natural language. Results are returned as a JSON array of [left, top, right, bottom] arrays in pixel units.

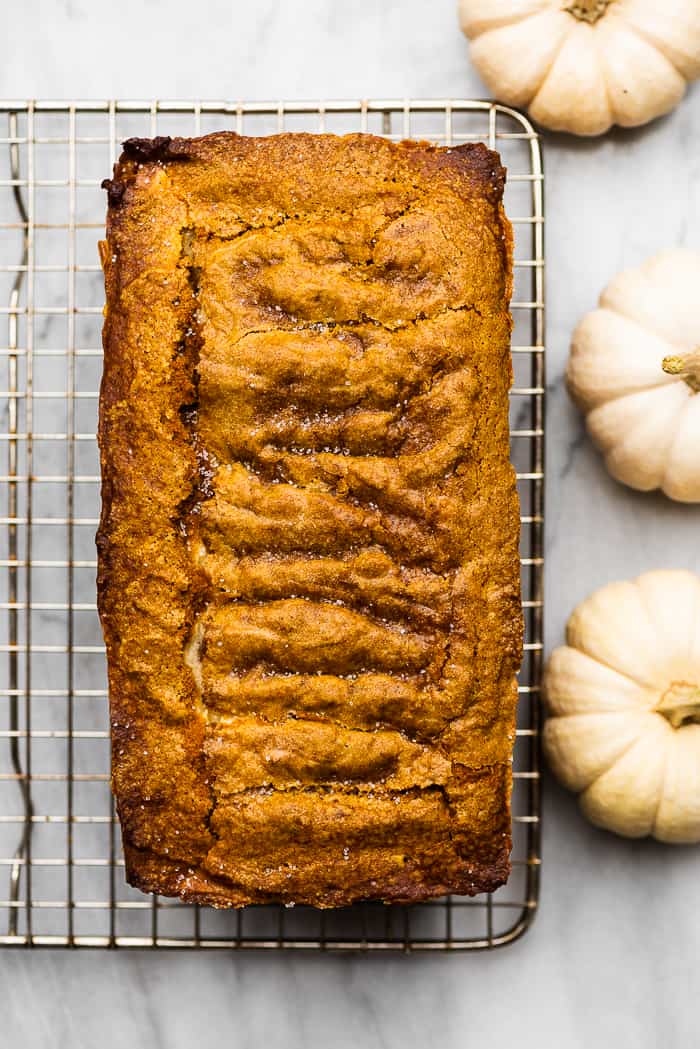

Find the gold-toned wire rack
[[0, 99, 544, 951]]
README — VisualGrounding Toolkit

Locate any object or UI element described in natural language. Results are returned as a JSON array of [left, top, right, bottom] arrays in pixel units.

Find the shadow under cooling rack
[[0, 99, 544, 951]]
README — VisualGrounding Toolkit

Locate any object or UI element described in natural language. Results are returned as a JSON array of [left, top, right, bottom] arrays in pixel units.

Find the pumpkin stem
[[564, 0, 611, 24], [656, 681, 700, 729], [662, 349, 700, 393]]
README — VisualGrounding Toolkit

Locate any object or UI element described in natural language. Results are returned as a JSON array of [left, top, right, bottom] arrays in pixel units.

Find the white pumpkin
[[567, 249, 700, 502], [459, 0, 700, 136], [544, 570, 700, 843]]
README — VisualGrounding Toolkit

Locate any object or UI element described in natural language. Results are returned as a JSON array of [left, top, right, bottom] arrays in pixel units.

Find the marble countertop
[[3, 1, 699, 1046]]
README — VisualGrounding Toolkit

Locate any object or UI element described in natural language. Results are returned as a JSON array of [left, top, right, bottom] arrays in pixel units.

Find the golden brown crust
[[98, 131, 521, 907]]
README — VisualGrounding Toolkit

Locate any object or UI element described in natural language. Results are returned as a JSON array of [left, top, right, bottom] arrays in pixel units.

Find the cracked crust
[[98, 132, 521, 907]]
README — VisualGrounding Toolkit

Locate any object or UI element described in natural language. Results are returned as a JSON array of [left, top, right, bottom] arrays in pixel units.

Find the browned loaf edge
[[97, 131, 521, 908]]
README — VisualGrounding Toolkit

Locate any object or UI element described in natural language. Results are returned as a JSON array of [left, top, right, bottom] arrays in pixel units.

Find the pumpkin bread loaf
[[98, 132, 522, 907]]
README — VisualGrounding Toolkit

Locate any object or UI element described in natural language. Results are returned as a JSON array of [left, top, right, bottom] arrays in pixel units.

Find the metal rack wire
[[0, 99, 544, 950]]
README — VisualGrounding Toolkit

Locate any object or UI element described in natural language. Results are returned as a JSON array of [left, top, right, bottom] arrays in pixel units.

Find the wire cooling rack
[[0, 99, 544, 950]]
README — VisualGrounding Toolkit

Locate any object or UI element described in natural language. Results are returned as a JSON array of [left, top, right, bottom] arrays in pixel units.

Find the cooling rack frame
[[0, 98, 544, 951]]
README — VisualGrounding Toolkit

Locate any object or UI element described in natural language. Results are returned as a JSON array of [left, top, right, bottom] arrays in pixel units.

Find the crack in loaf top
[[97, 131, 522, 908]]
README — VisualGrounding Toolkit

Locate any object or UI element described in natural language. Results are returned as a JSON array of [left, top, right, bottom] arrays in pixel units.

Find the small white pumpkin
[[544, 570, 700, 843], [459, 0, 700, 136], [567, 249, 700, 502]]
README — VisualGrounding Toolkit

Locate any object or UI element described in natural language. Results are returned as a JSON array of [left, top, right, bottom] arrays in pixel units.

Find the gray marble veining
[[1, 1, 699, 1046]]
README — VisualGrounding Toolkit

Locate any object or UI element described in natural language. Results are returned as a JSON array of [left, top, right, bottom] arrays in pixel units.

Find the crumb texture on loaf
[[98, 132, 521, 907]]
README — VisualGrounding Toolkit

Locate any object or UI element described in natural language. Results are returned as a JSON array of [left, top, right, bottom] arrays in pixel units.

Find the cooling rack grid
[[0, 98, 544, 950]]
